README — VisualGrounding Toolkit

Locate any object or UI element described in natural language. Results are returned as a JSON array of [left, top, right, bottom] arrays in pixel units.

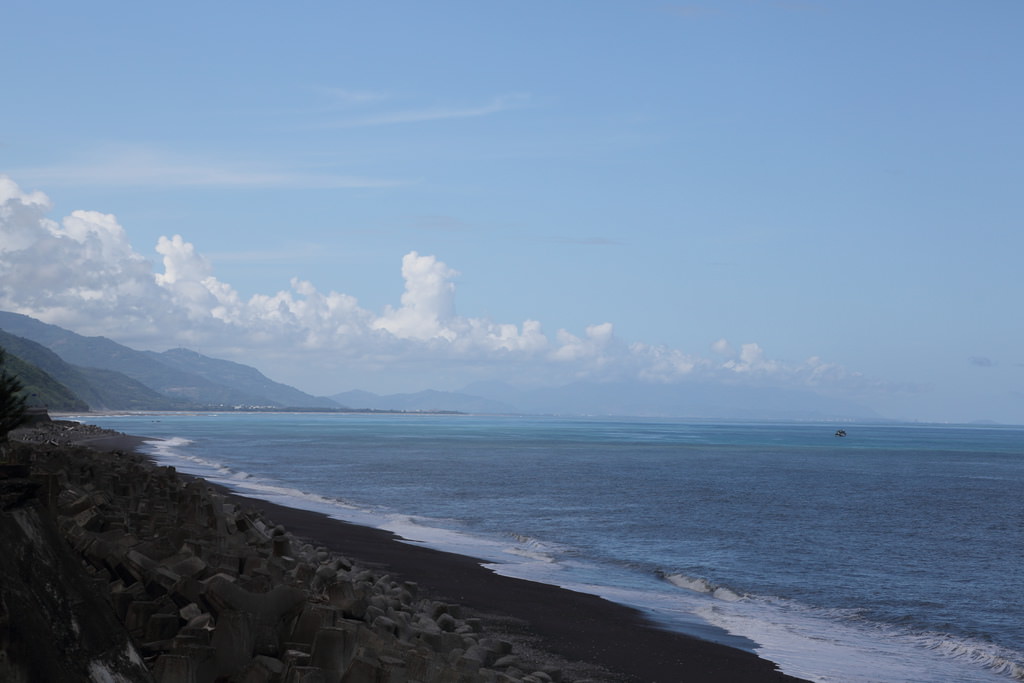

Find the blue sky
[[1, 1, 1022, 423]]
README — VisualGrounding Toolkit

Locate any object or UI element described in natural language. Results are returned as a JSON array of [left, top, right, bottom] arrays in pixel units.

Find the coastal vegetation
[[0, 349, 28, 454]]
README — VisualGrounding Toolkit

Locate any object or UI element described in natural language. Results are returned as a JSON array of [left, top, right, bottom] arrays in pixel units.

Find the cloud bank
[[0, 175, 860, 394]]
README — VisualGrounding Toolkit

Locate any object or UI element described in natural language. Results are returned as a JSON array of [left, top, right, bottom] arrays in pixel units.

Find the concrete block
[[125, 600, 160, 636], [479, 638, 513, 657], [286, 666, 329, 683], [289, 604, 341, 645], [339, 656, 385, 683], [463, 644, 497, 668], [146, 612, 183, 642], [171, 554, 208, 579], [236, 654, 285, 683], [152, 654, 196, 683], [179, 602, 202, 622], [124, 548, 160, 583], [163, 642, 216, 683], [212, 609, 257, 677], [310, 625, 358, 680]]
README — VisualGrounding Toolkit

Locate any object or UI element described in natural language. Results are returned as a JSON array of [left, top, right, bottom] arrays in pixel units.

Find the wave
[[678, 586, 1024, 683], [503, 533, 556, 561], [142, 438, 240, 479], [912, 633, 1024, 681], [132, 430, 1024, 682], [142, 436, 194, 453], [138, 437, 365, 516], [137, 436, 566, 573], [660, 571, 745, 602]]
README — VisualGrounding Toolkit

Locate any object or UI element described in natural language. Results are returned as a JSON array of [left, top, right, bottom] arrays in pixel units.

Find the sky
[[1, 1, 1022, 424]]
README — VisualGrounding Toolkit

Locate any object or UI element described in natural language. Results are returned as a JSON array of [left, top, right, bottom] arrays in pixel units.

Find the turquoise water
[[81, 413, 1024, 683]]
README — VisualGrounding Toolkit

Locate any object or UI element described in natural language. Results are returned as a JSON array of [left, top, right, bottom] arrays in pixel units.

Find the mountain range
[[0, 310, 879, 420], [0, 311, 339, 411]]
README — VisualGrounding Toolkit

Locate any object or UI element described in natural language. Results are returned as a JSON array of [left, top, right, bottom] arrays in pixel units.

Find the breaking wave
[[661, 571, 745, 602], [912, 633, 1024, 681]]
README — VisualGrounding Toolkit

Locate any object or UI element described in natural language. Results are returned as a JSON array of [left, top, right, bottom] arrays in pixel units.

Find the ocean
[[79, 412, 1023, 683]]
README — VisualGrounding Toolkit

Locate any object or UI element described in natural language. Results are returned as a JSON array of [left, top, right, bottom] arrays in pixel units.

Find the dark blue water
[[81, 413, 1024, 682]]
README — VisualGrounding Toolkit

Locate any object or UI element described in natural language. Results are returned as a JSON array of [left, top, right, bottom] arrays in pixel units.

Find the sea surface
[[80, 412, 1023, 683]]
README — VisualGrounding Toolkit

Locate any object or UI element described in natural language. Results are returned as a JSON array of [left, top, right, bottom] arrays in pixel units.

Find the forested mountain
[[147, 348, 339, 409], [0, 312, 337, 410], [0, 329, 185, 410], [0, 346, 88, 411]]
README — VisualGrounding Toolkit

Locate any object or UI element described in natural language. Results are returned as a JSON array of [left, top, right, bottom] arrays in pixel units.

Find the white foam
[[912, 633, 1024, 681], [686, 594, 1024, 683], [504, 533, 559, 563], [664, 572, 745, 602], [133, 433, 1024, 683], [139, 437, 368, 520]]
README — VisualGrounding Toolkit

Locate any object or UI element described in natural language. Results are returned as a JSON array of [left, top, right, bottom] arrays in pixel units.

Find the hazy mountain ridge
[[0, 312, 336, 410], [1, 311, 879, 420], [0, 329, 182, 411], [150, 348, 340, 409]]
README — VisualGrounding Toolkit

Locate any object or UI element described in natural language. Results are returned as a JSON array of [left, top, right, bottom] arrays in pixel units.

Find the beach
[[6, 419, 808, 682], [207, 476, 806, 683]]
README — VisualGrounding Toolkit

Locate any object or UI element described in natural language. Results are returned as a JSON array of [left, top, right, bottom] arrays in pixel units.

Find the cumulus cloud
[[0, 175, 859, 393], [373, 252, 458, 341]]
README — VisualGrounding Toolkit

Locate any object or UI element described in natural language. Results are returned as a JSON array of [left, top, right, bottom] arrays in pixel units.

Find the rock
[[179, 602, 202, 621], [146, 613, 183, 642], [437, 612, 458, 632], [310, 625, 358, 681], [4, 425, 539, 683], [152, 654, 195, 683], [236, 654, 285, 683], [212, 609, 258, 677]]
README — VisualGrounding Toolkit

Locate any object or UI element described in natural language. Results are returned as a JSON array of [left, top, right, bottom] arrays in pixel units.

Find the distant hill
[[0, 345, 88, 411], [0, 329, 185, 411], [330, 389, 515, 414], [0, 311, 336, 410], [148, 348, 339, 409]]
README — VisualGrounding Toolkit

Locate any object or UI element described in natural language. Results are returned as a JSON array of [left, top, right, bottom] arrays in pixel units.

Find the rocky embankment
[[3, 421, 564, 682]]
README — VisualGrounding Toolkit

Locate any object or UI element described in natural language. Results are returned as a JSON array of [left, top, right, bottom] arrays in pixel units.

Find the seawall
[[4, 422, 563, 682]]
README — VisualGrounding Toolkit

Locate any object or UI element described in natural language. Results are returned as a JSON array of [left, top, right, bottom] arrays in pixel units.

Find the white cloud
[[0, 175, 859, 394], [630, 342, 703, 382], [711, 338, 733, 356], [551, 323, 615, 364], [373, 252, 458, 341], [723, 342, 781, 374]]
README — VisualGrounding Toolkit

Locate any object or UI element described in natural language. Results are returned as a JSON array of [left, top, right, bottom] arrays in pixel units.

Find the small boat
[[834, 429, 847, 437]]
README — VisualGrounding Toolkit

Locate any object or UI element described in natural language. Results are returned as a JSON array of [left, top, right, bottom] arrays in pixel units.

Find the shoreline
[[77, 430, 808, 683]]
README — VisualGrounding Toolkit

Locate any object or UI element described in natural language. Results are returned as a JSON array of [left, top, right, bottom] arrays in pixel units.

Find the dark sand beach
[[76, 430, 807, 683], [4, 424, 810, 682], [213, 485, 807, 683]]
